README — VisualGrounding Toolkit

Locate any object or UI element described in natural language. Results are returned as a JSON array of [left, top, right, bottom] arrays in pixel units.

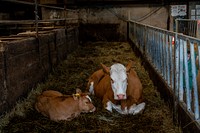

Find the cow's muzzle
[[117, 94, 125, 100]]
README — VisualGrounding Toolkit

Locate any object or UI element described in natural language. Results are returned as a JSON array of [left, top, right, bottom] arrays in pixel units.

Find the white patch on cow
[[112, 104, 128, 114], [105, 101, 113, 112], [110, 63, 128, 100], [128, 102, 145, 115], [89, 81, 94, 95], [86, 95, 92, 102]]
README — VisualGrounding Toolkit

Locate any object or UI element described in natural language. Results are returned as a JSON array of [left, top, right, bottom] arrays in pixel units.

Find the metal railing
[[0, 0, 78, 38], [176, 19, 200, 39], [128, 20, 200, 122]]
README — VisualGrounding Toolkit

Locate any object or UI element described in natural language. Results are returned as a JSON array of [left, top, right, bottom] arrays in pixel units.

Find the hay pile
[[0, 42, 182, 133]]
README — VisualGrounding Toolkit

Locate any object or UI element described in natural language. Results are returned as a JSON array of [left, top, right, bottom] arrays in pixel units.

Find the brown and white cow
[[35, 89, 96, 121], [87, 60, 145, 115]]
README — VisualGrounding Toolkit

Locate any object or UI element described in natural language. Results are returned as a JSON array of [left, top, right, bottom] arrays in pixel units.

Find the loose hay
[[0, 42, 182, 133]]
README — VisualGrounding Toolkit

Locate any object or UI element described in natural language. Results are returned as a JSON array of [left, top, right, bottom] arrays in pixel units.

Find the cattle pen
[[0, 41, 181, 133], [0, 1, 200, 133]]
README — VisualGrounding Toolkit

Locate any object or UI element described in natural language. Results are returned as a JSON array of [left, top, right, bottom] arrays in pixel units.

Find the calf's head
[[73, 89, 96, 113], [101, 61, 133, 100]]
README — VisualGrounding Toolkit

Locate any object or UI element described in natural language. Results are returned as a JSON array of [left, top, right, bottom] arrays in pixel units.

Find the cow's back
[[47, 96, 79, 121], [35, 89, 96, 121], [41, 90, 63, 97], [88, 69, 105, 87], [87, 69, 105, 93]]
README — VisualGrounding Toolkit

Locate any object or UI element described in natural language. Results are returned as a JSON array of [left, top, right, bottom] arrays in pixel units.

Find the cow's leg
[[112, 104, 128, 114], [128, 102, 145, 115], [105, 101, 113, 112]]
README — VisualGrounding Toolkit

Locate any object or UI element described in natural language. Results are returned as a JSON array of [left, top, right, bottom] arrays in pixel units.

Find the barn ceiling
[[0, 0, 199, 8]]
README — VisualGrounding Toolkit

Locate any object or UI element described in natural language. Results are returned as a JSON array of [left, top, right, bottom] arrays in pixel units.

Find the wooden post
[[34, 0, 38, 38]]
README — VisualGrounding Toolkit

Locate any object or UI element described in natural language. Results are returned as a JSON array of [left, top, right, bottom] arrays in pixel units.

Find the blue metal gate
[[128, 20, 200, 130]]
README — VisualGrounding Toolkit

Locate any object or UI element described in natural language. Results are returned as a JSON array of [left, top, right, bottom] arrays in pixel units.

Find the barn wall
[[0, 27, 79, 115], [78, 6, 168, 41], [40, 6, 168, 42]]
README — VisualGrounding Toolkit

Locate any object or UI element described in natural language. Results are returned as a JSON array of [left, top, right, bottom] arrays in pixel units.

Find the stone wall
[[0, 27, 79, 115]]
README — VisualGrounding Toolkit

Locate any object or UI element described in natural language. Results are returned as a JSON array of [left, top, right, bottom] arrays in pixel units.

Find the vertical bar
[[151, 29, 154, 63], [153, 30, 156, 66], [166, 34, 170, 85], [174, 34, 179, 96], [198, 45, 200, 70], [183, 40, 191, 110], [197, 20, 200, 39], [179, 39, 184, 101], [176, 19, 178, 32], [155, 30, 157, 67], [157, 31, 160, 71], [169, 35, 173, 89], [34, 0, 38, 38], [162, 33, 165, 77], [190, 42, 199, 119], [163, 33, 166, 80], [157, 32, 161, 73], [160, 32, 163, 75], [64, 5, 67, 29]]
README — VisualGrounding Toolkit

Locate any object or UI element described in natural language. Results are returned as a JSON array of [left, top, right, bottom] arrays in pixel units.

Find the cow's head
[[101, 60, 133, 100]]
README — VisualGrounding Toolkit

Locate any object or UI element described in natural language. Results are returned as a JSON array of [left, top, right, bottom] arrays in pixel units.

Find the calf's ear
[[101, 63, 110, 74], [73, 94, 80, 100], [76, 88, 82, 94], [126, 60, 133, 72]]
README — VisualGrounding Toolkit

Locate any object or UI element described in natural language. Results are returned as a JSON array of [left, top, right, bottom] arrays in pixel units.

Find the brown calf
[[35, 89, 96, 121]]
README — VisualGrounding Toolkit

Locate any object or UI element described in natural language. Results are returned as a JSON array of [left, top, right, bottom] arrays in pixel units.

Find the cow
[[87, 60, 145, 115], [35, 89, 96, 121]]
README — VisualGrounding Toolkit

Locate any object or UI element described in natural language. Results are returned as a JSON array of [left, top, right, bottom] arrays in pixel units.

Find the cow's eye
[[111, 79, 114, 84]]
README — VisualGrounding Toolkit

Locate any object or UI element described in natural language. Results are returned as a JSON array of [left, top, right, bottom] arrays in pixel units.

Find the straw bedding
[[0, 42, 181, 133]]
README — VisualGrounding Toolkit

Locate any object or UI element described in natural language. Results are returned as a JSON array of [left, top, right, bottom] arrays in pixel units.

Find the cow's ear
[[126, 60, 133, 72], [101, 63, 110, 74]]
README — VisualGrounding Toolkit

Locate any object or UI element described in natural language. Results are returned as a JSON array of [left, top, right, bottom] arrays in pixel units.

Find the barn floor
[[0, 42, 182, 133]]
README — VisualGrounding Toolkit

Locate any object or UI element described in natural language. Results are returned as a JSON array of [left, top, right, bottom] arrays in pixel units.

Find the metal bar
[[34, 0, 38, 38], [128, 20, 200, 124], [163, 33, 166, 81], [175, 34, 179, 97], [190, 42, 199, 120], [0, 26, 66, 30], [2, 0, 76, 11], [0, 19, 68, 24], [166, 34, 170, 86], [183, 40, 191, 110], [179, 39, 184, 101], [159, 32, 162, 73]]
